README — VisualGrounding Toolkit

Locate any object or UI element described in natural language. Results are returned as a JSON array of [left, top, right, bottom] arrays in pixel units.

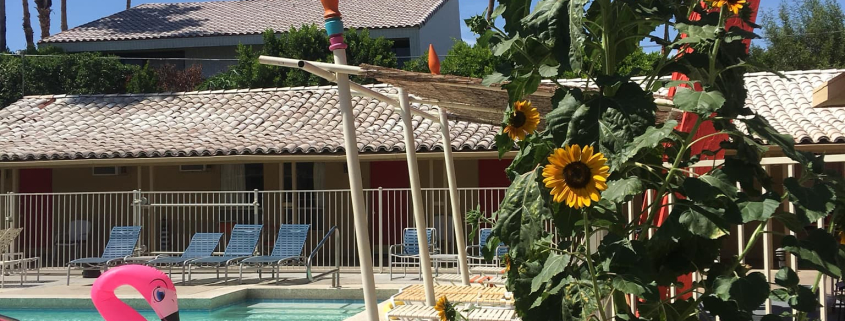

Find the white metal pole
[[399, 88, 436, 305], [439, 108, 471, 285], [321, 5, 379, 317]]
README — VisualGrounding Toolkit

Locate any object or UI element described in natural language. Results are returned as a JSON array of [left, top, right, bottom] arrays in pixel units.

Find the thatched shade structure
[[358, 64, 683, 127]]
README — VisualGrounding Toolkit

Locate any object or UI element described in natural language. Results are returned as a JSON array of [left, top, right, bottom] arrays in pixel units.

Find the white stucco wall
[[418, 0, 462, 58]]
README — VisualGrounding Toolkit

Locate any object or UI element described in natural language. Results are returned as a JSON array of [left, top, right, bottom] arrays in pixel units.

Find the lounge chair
[[0, 228, 38, 288], [66, 226, 142, 285], [392, 284, 514, 307], [386, 305, 517, 321], [386, 285, 517, 321], [238, 224, 309, 284], [146, 232, 223, 283], [186, 224, 262, 284], [389, 228, 438, 280], [53, 220, 90, 266], [467, 228, 507, 267]]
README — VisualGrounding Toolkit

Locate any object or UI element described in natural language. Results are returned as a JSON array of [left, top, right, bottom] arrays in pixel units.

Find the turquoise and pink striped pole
[[319, 1, 379, 319]]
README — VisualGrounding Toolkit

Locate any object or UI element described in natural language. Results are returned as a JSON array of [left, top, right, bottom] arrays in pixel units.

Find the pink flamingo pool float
[[91, 265, 180, 321]]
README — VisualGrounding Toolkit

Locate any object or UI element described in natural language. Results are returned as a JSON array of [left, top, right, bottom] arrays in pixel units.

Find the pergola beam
[[813, 72, 845, 108], [294, 60, 440, 122], [399, 88, 437, 305]]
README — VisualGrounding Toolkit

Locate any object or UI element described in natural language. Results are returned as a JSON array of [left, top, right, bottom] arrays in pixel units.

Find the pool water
[[0, 299, 366, 321]]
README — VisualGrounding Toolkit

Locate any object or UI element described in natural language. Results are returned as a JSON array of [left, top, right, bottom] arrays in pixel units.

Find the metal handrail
[[306, 226, 340, 287]]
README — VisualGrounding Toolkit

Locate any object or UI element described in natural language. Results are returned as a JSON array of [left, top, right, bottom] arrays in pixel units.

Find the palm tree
[[1, 0, 7, 51], [21, 0, 34, 49], [34, 0, 51, 40], [126, 0, 130, 10], [60, 0, 67, 31]]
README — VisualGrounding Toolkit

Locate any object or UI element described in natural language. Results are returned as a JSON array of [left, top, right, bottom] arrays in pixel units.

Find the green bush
[[126, 63, 160, 93], [198, 26, 396, 90], [0, 48, 140, 107]]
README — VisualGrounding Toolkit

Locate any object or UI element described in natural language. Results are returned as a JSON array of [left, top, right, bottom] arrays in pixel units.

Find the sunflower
[[434, 296, 454, 321], [542, 144, 610, 209], [709, 0, 746, 14], [503, 100, 540, 141]]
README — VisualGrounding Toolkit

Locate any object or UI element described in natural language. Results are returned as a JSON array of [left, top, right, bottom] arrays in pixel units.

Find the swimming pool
[[0, 299, 365, 321]]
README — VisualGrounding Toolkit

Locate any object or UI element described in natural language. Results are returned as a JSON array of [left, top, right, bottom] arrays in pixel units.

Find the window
[[283, 163, 322, 229], [91, 166, 123, 176], [179, 165, 208, 172], [389, 38, 412, 66]]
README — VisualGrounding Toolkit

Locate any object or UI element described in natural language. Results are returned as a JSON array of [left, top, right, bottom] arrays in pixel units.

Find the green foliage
[[750, 0, 845, 71], [403, 38, 505, 78], [199, 27, 396, 90], [0, 48, 140, 107], [126, 64, 160, 93], [467, 1, 845, 321]]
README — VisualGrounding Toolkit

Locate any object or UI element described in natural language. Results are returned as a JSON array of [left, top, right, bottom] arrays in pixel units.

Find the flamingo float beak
[[161, 311, 180, 321]]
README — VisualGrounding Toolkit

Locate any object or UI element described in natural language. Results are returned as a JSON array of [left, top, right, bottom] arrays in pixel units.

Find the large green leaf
[[782, 229, 843, 278], [599, 83, 657, 160], [603, 177, 644, 203], [506, 135, 554, 181], [673, 23, 719, 45], [522, 0, 570, 73], [773, 211, 807, 234], [495, 133, 513, 160], [737, 192, 781, 223], [497, 0, 533, 34], [491, 169, 550, 261], [784, 177, 836, 224], [676, 202, 731, 239], [617, 120, 678, 167], [743, 116, 819, 168], [775, 267, 800, 288], [599, 235, 659, 300], [530, 253, 571, 293], [568, 0, 589, 73], [713, 272, 770, 312], [545, 88, 583, 147], [673, 88, 726, 115]]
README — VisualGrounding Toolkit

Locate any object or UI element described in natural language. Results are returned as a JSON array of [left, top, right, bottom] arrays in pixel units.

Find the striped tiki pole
[[320, 1, 379, 319]]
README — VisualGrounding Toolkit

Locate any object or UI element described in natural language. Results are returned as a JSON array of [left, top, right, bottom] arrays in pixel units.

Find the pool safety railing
[[2, 155, 844, 315], [307, 225, 340, 287]]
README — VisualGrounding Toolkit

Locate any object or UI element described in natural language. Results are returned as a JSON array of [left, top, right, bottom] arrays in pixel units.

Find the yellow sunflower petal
[[570, 144, 581, 161]]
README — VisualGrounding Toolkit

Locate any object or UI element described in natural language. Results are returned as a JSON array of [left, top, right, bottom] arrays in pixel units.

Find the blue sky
[[3, 0, 845, 52]]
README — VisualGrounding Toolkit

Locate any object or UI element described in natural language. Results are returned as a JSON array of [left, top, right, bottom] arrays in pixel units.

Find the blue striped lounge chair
[[467, 228, 508, 266], [238, 224, 310, 284], [66, 226, 141, 285], [389, 228, 438, 280], [146, 232, 223, 283], [186, 224, 262, 284]]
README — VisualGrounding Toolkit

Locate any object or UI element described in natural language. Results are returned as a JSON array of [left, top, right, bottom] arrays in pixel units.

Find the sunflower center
[[562, 161, 592, 189], [509, 111, 527, 128]]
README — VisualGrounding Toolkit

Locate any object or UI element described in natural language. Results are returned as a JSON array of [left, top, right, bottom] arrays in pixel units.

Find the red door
[[18, 169, 53, 262], [370, 161, 411, 248], [477, 159, 511, 218]]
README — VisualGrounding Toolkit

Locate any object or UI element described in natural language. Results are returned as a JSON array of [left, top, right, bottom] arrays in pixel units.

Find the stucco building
[[39, 0, 462, 75]]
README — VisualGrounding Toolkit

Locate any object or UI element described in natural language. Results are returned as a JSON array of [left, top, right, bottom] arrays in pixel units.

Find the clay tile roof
[[0, 86, 498, 161], [741, 69, 845, 144], [3, 69, 844, 162], [41, 0, 447, 44]]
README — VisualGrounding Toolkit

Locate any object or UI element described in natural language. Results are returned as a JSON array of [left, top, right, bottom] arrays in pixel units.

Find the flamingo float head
[[91, 265, 179, 321]]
